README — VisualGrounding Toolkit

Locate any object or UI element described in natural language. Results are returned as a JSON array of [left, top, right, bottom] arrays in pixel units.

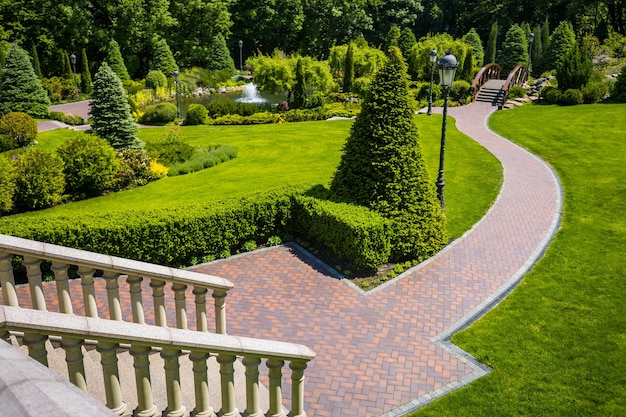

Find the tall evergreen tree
[[80, 48, 93, 94], [542, 21, 576, 72], [292, 58, 307, 109], [151, 36, 179, 76], [205, 34, 234, 73], [0, 43, 50, 118], [331, 47, 446, 261], [556, 46, 593, 91], [541, 17, 550, 55], [89, 62, 142, 150], [63, 51, 74, 81], [486, 22, 498, 64], [463, 28, 484, 68], [386, 24, 401, 50], [32, 46, 42, 79], [498, 24, 529, 74], [343, 43, 355, 93], [107, 40, 130, 82], [398, 27, 417, 60]]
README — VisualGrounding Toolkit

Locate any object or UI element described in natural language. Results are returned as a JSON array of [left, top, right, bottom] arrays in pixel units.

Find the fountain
[[237, 83, 266, 103]]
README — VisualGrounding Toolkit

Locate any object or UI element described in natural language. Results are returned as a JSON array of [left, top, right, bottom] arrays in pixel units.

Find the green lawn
[[412, 103, 626, 416], [5, 116, 501, 240]]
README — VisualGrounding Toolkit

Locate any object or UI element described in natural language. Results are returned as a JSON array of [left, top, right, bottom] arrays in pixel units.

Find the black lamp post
[[436, 52, 458, 210], [528, 32, 535, 75], [70, 53, 78, 96], [427, 49, 437, 116], [173, 70, 181, 123], [238, 40, 243, 73]]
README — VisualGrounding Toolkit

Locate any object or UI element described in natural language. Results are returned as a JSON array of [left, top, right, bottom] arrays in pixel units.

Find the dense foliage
[[13, 148, 65, 210], [498, 24, 530, 73], [0, 112, 37, 150], [612, 65, 626, 101], [0, 157, 15, 213], [139, 102, 177, 125], [206, 34, 236, 73], [556, 46, 594, 91]]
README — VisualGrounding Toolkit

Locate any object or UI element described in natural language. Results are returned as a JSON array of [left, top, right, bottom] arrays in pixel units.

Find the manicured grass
[[4, 116, 501, 241], [411, 104, 626, 416]]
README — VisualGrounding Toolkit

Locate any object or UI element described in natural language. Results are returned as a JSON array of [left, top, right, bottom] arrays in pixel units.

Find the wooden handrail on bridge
[[470, 63, 502, 101], [501, 65, 529, 104]]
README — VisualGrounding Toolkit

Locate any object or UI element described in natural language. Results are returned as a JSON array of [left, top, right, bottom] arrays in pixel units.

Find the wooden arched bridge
[[470, 63, 529, 106]]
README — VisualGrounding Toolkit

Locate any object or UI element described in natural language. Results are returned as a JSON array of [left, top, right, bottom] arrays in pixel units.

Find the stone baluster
[[161, 348, 186, 417], [212, 290, 227, 335], [290, 361, 308, 417], [78, 266, 98, 318], [130, 344, 159, 417], [23, 256, 46, 311], [127, 275, 145, 324], [189, 351, 215, 417], [242, 356, 263, 417], [217, 354, 238, 417], [61, 336, 87, 392], [266, 359, 287, 417], [150, 279, 167, 327], [51, 262, 73, 314], [22, 332, 48, 367], [172, 283, 187, 330], [0, 252, 19, 307], [193, 287, 208, 332], [103, 270, 123, 321], [97, 341, 129, 417]]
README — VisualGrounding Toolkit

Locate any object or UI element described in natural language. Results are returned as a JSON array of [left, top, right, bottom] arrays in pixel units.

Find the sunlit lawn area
[[4, 116, 501, 241], [412, 103, 626, 416]]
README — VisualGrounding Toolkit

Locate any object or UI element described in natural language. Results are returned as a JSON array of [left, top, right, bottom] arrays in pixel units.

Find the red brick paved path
[[10, 102, 562, 416]]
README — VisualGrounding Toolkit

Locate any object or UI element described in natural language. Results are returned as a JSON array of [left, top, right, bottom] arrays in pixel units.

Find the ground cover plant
[[411, 103, 626, 416]]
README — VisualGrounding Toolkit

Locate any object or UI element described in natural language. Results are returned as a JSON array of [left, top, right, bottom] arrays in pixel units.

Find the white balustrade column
[[51, 262, 73, 314], [22, 332, 48, 366], [212, 290, 227, 335], [78, 266, 98, 318], [242, 356, 263, 417], [103, 270, 123, 321], [97, 341, 129, 417], [23, 256, 46, 311], [266, 358, 287, 417], [161, 348, 186, 417], [290, 361, 308, 417], [193, 287, 208, 332], [0, 252, 19, 307], [172, 283, 187, 330], [217, 354, 238, 417], [130, 344, 159, 417], [189, 351, 214, 417], [61, 336, 87, 392], [127, 275, 145, 324], [150, 279, 167, 327]]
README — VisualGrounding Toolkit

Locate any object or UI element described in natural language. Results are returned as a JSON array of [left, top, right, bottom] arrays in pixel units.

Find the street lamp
[[70, 53, 78, 96], [238, 40, 243, 73], [528, 32, 535, 75], [436, 52, 458, 210], [427, 49, 437, 116], [173, 70, 181, 124]]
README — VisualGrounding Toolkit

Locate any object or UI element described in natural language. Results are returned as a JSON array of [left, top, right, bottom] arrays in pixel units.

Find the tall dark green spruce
[[292, 57, 307, 108], [343, 42, 355, 93], [107, 39, 130, 82], [498, 24, 529, 74], [32, 45, 42, 79], [205, 34, 234, 73], [89, 62, 142, 150], [331, 47, 447, 261], [0, 43, 50, 118], [151, 36, 179, 76], [80, 48, 93, 94], [486, 22, 498, 64]]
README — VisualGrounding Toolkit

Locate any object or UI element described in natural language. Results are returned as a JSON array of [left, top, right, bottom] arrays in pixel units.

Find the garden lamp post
[[70, 53, 78, 96], [173, 70, 181, 124], [238, 40, 243, 73], [427, 49, 437, 116], [436, 52, 458, 210], [528, 32, 535, 75]]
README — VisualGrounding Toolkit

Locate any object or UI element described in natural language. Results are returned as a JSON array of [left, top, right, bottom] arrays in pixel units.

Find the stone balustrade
[[0, 304, 315, 417]]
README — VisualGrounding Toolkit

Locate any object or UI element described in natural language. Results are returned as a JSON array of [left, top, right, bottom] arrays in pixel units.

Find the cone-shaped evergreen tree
[[89, 62, 142, 150], [292, 58, 306, 108], [206, 34, 235, 73], [486, 22, 498, 64], [80, 48, 93, 93], [107, 40, 130, 82], [343, 43, 355, 93], [498, 24, 529, 74], [151, 36, 179, 76], [63, 51, 74, 81], [531, 24, 543, 75], [542, 21, 576, 72], [32, 46, 42, 79], [398, 27, 417, 60], [331, 47, 446, 261], [463, 28, 484, 68], [386, 24, 401, 50], [0, 43, 50, 118]]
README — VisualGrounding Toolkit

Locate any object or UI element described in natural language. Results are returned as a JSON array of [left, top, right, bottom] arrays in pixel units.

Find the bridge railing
[[470, 63, 502, 101], [501, 65, 529, 104]]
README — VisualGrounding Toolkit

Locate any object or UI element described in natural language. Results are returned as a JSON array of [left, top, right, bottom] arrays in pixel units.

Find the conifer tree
[[0, 43, 50, 118], [32, 46, 42, 79], [612, 65, 626, 102], [80, 48, 93, 93], [542, 21, 576, 72], [205, 34, 235, 73], [486, 22, 498, 64], [541, 17, 550, 54], [63, 51, 74, 81], [343, 43, 355, 93], [386, 24, 401, 50], [151, 36, 179, 76], [107, 40, 130, 82], [531, 24, 544, 75], [89, 62, 142, 150], [398, 27, 417, 60], [292, 58, 307, 108], [498, 24, 529, 74], [331, 47, 446, 261], [556, 46, 593, 91], [463, 28, 484, 68]]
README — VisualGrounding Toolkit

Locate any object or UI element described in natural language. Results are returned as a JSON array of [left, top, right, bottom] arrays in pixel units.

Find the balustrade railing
[[501, 65, 529, 104], [470, 63, 502, 101]]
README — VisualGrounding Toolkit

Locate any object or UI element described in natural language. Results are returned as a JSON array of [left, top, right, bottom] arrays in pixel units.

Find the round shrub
[[139, 102, 177, 125], [0, 157, 16, 214], [56, 133, 119, 197], [450, 80, 471, 101], [145, 70, 168, 90], [561, 89, 583, 105], [545, 88, 562, 104], [112, 149, 160, 190], [13, 148, 65, 211], [582, 82, 609, 103], [145, 127, 195, 165], [184, 103, 208, 125], [0, 112, 38, 149], [206, 98, 238, 117], [508, 86, 527, 99], [308, 91, 326, 108]]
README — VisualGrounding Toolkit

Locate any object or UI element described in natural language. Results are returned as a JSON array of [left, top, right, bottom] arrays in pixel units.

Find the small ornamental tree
[[612, 65, 626, 102], [463, 28, 484, 68], [486, 22, 498, 64], [32, 46, 42, 79], [151, 36, 178, 76], [63, 51, 74, 81], [542, 21, 576, 72], [556, 46, 593, 91], [80, 48, 93, 94], [107, 39, 130, 82], [206, 34, 235, 73], [331, 47, 447, 261], [398, 27, 417, 60], [531, 24, 544, 75], [498, 24, 529, 74], [0, 111, 37, 149], [386, 24, 401, 49], [89, 62, 142, 150], [292, 58, 307, 109], [0, 43, 50, 118], [343, 43, 355, 93], [13, 148, 65, 211]]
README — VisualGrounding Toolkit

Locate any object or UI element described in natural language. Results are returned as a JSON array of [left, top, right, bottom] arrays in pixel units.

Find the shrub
[[206, 98, 238, 117], [0, 112, 38, 149], [56, 133, 118, 197], [545, 88, 562, 104], [43, 77, 76, 102], [308, 91, 325, 108], [0, 135, 12, 153], [508, 86, 527, 99], [167, 145, 237, 176], [209, 112, 281, 125], [612, 65, 626, 102], [13, 148, 65, 211], [112, 149, 160, 190], [0, 157, 16, 213], [184, 104, 208, 125], [145, 70, 168, 91], [276, 101, 289, 112], [561, 89, 583, 105], [139, 102, 177, 125], [450, 80, 471, 101], [556, 46, 593, 91], [582, 82, 609, 103], [145, 127, 195, 165], [49, 111, 84, 125]]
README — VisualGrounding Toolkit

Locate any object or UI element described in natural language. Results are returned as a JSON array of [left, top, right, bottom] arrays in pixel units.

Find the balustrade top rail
[[471, 63, 502, 100]]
